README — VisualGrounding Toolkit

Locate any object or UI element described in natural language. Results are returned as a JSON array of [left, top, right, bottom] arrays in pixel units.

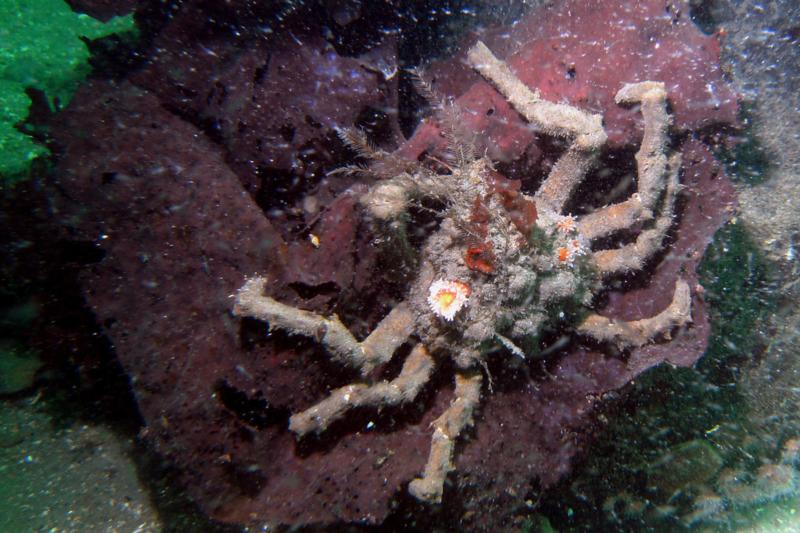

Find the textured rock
[[130, 18, 398, 198], [49, 0, 740, 528]]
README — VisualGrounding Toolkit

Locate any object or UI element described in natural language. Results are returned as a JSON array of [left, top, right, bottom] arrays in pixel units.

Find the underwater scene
[[1, 0, 799, 531]]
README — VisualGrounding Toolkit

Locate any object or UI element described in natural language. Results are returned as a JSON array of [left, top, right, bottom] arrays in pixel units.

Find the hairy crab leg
[[233, 277, 414, 375], [408, 371, 483, 504], [289, 343, 435, 436], [577, 278, 692, 350], [590, 151, 682, 274], [467, 40, 607, 214], [577, 82, 673, 240]]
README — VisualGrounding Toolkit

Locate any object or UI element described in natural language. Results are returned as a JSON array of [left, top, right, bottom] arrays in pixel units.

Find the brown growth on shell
[[486, 170, 538, 236], [465, 243, 496, 274]]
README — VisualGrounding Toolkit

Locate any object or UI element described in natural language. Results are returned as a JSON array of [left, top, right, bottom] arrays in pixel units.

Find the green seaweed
[[0, 339, 42, 395], [0, 0, 135, 184], [715, 103, 772, 186], [697, 221, 775, 379]]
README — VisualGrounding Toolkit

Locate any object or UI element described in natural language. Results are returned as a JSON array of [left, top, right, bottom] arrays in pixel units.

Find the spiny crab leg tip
[[466, 40, 489, 61], [615, 81, 667, 104], [675, 278, 693, 322], [408, 479, 442, 504], [232, 276, 266, 311], [241, 275, 267, 293]]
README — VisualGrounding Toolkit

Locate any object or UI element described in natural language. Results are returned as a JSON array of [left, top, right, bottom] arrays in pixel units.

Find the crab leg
[[590, 152, 681, 275], [234, 277, 414, 375], [577, 82, 673, 240], [408, 371, 483, 504], [289, 343, 435, 436], [467, 40, 607, 214], [577, 278, 692, 350]]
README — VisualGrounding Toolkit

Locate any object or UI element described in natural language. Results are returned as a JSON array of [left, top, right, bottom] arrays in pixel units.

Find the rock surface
[[48, 0, 740, 527]]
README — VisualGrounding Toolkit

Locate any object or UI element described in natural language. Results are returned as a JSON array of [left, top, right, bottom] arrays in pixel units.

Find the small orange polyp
[[556, 236, 586, 267], [555, 216, 575, 233], [428, 280, 471, 321]]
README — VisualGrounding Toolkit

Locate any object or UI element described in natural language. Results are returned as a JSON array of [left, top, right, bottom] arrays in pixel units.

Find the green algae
[[697, 221, 776, 378], [0, 0, 135, 184], [0, 340, 42, 395], [715, 103, 773, 187]]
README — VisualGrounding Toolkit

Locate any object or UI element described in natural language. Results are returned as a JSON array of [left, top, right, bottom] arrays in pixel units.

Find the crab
[[233, 41, 692, 504]]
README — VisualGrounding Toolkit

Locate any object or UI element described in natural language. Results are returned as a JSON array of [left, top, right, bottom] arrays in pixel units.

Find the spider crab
[[233, 41, 692, 504]]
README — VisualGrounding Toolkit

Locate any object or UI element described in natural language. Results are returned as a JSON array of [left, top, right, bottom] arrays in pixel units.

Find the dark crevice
[[214, 380, 289, 430], [288, 281, 340, 300]]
